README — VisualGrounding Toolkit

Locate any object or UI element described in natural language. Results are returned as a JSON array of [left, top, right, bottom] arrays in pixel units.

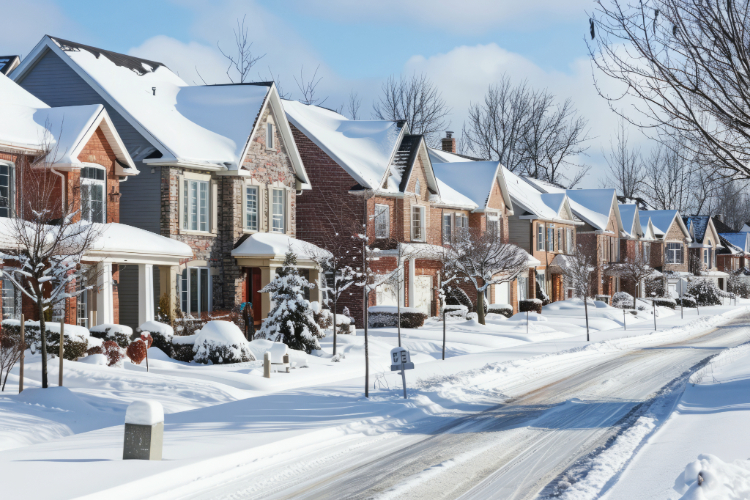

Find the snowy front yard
[[0, 298, 747, 499]]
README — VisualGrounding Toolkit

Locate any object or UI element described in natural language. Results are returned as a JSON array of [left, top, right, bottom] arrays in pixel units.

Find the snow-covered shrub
[[87, 345, 102, 356], [126, 340, 147, 365], [368, 306, 427, 328], [676, 294, 697, 308], [535, 279, 551, 306], [1, 320, 89, 360], [192, 321, 255, 365], [102, 340, 122, 367], [444, 285, 473, 310], [443, 305, 469, 319], [89, 324, 133, 349], [333, 314, 354, 334], [172, 343, 195, 362], [257, 251, 324, 353], [466, 312, 478, 321], [312, 303, 333, 330], [137, 321, 173, 357], [488, 303, 513, 318], [688, 279, 722, 306], [651, 297, 676, 309], [645, 277, 665, 297], [519, 299, 542, 314], [612, 291, 635, 309]]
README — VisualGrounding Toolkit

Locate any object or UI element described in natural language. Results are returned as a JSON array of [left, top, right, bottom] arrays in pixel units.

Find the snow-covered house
[[615, 204, 661, 298], [712, 216, 750, 273], [501, 168, 582, 303], [11, 36, 319, 328], [683, 215, 727, 290], [524, 180, 626, 300], [640, 210, 692, 296], [0, 72, 192, 327]]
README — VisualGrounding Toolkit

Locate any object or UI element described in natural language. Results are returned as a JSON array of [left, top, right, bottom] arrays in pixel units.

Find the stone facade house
[[12, 36, 317, 329], [0, 72, 191, 327], [502, 169, 582, 303]]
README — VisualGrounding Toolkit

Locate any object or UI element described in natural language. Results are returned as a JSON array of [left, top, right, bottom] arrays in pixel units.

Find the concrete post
[[263, 352, 271, 378], [123, 401, 164, 460], [138, 264, 155, 325]]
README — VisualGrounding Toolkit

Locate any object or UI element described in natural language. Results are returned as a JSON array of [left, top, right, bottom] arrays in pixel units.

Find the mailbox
[[390, 347, 414, 371]]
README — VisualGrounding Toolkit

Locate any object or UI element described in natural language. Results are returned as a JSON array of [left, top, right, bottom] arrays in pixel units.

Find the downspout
[[50, 166, 65, 212]]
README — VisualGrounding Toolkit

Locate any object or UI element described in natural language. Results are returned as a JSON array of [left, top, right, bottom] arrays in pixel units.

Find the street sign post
[[390, 347, 414, 399]]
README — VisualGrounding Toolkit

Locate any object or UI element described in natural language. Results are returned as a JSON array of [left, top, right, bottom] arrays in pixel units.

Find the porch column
[[160, 266, 179, 322], [138, 264, 155, 325], [96, 262, 114, 325], [407, 258, 416, 307]]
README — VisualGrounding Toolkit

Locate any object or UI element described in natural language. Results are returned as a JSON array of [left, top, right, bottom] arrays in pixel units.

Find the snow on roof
[[89, 223, 192, 259], [0, 73, 136, 172], [283, 99, 403, 190], [503, 168, 566, 221], [618, 204, 642, 238], [683, 216, 711, 243], [640, 210, 684, 237], [520, 177, 615, 230], [434, 177, 478, 209], [231, 232, 329, 260], [720, 233, 748, 253], [431, 161, 500, 209], [427, 148, 483, 164]]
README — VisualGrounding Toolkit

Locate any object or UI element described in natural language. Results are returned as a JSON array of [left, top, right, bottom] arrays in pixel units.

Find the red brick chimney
[[441, 131, 456, 153]]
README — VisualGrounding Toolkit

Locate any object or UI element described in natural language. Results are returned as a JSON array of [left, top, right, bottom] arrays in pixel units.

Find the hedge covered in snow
[[443, 304, 469, 319], [137, 321, 174, 356], [651, 297, 677, 309], [192, 321, 255, 364], [1, 320, 92, 360], [519, 299, 542, 314], [488, 303, 513, 318], [89, 323, 133, 348], [687, 279, 723, 306], [368, 306, 427, 328], [612, 292, 635, 309]]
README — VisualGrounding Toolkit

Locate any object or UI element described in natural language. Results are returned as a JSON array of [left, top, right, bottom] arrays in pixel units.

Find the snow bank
[[124, 400, 164, 425], [2, 319, 90, 342], [368, 305, 423, 314], [90, 323, 132, 336], [78, 353, 107, 365], [138, 320, 174, 337], [675, 454, 750, 499]]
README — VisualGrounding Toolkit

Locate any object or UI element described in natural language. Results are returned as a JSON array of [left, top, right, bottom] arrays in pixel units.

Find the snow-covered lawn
[[0, 298, 747, 499], [605, 332, 750, 500]]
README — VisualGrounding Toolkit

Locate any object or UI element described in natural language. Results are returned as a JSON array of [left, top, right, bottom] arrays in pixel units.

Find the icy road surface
[[168, 313, 750, 500]]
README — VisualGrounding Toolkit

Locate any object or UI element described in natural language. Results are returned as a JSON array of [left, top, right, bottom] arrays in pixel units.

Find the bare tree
[[373, 74, 450, 146], [1, 152, 101, 389], [294, 65, 328, 106], [257, 66, 290, 99], [604, 119, 645, 198], [559, 246, 597, 341], [642, 139, 695, 212], [463, 76, 590, 187], [217, 16, 265, 83], [346, 90, 362, 120], [606, 251, 655, 309], [446, 228, 529, 325], [589, 0, 750, 181], [0, 327, 24, 391]]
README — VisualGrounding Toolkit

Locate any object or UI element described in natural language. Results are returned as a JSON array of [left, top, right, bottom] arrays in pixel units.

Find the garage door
[[414, 275, 433, 316]]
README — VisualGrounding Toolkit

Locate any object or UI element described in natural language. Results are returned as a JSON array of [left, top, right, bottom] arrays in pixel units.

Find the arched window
[[81, 165, 106, 223]]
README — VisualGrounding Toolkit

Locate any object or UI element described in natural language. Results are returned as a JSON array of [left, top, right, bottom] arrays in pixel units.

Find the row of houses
[[1, 36, 748, 331]]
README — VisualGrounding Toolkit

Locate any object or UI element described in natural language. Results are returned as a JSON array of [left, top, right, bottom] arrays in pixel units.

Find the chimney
[[441, 131, 456, 153]]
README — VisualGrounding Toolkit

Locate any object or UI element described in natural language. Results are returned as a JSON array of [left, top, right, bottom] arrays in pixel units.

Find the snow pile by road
[[674, 454, 750, 499]]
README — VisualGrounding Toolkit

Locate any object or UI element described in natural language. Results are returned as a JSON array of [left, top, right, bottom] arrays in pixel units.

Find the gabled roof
[[433, 178, 478, 210], [428, 148, 513, 213], [640, 210, 691, 241], [12, 36, 310, 186], [0, 56, 20, 76], [431, 161, 504, 211], [525, 177, 622, 233], [283, 99, 404, 191], [683, 216, 711, 243], [640, 217, 657, 241], [711, 216, 735, 233], [618, 204, 644, 239], [502, 167, 579, 223], [0, 72, 136, 173], [719, 232, 750, 253]]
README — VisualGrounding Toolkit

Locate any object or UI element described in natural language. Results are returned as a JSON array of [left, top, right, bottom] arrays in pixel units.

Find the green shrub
[[368, 307, 427, 328], [519, 299, 542, 314], [172, 343, 195, 362], [89, 324, 133, 349], [687, 279, 722, 306], [1, 321, 88, 360], [488, 304, 513, 318], [652, 297, 676, 309]]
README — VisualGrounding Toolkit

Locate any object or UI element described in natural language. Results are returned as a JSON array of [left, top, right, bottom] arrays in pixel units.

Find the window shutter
[[210, 180, 218, 234], [178, 174, 185, 232]]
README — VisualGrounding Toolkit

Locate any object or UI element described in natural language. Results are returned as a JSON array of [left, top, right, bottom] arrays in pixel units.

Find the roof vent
[[152, 87, 156, 96]]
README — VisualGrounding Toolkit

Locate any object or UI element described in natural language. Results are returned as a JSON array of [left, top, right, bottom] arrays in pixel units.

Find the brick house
[[0, 72, 191, 327], [712, 216, 750, 273], [683, 216, 728, 290], [525, 180, 625, 302], [428, 151, 516, 310], [615, 203, 660, 298], [12, 36, 318, 328], [640, 210, 692, 296], [502, 168, 582, 303]]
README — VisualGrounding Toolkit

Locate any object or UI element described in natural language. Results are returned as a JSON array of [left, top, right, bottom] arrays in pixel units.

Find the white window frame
[[414, 179, 421, 196], [266, 121, 274, 150], [81, 165, 107, 223], [566, 228, 573, 254], [245, 185, 260, 232], [488, 215, 500, 238], [375, 204, 390, 239], [537, 223, 545, 251], [666, 242, 683, 264], [271, 188, 286, 233], [547, 224, 555, 252], [178, 267, 211, 316], [412, 205, 425, 242], [182, 178, 210, 233], [442, 213, 452, 244], [2, 275, 21, 320], [0, 161, 14, 218]]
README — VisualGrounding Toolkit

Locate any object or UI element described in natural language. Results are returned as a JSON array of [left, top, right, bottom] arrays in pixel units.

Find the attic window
[[266, 122, 274, 149], [414, 179, 421, 196]]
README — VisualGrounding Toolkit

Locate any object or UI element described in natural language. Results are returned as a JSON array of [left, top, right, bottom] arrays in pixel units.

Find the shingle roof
[[684, 216, 711, 243], [51, 36, 166, 75], [0, 56, 19, 76]]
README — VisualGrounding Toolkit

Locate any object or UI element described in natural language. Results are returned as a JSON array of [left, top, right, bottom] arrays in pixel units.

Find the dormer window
[[81, 166, 106, 223], [0, 162, 14, 218], [266, 121, 274, 149]]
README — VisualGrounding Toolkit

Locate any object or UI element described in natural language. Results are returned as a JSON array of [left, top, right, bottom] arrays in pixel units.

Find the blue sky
[[3, 0, 629, 187]]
